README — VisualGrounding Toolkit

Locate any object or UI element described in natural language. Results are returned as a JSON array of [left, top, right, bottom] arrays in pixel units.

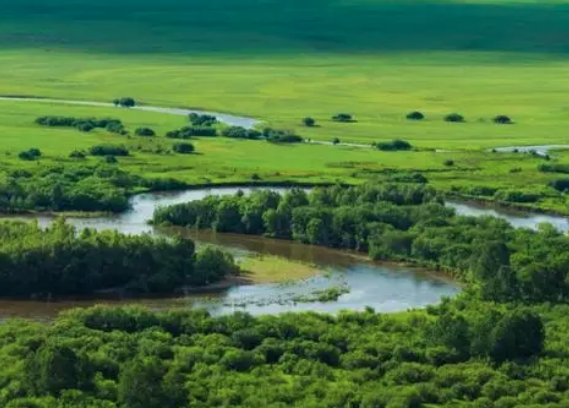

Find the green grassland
[[0, 0, 568, 211]]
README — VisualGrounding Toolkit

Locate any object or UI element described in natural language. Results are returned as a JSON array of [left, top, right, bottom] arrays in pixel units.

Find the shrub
[[332, 138, 340, 145], [251, 173, 262, 181], [172, 143, 195, 154], [76, 122, 95, 132], [189, 113, 217, 126], [18, 148, 42, 161], [376, 139, 412, 151], [221, 126, 259, 139], [406, 111, 425, 121], [135, 127, 156, 137], [115, 97, 136, 108], [549, 179, 569, 192], [390, 172, 428, 184], [69, 150, 86, 159], [494, 189, 540, 203], [302, 117, 316, 127], [106, 122, 127, 135], [538, 164, 569, 174], [444, 159, 455, 166], [444, 113, 465, 123], [332, 113, 353, 123], [494, 115, 513, 125], [266, 130, 303, 144], [105, 155, 118, 164], [89, 145, 129, 157]]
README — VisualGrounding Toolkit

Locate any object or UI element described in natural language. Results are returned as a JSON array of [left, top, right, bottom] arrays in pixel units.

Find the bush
[[444, 159, 455, 166], [189, 113, 217, 126], [221, 126, 260, 139], [406, 111, 425, 121], [114, 97, 136, 108], [105, 155, 118, 164], [264, 128, 303, 143], [538, 164, 569, 174], [134, 127, 155, 137], [172, 143, 195, 154], [76, 122, 95, 132], [332, 113, 353, 123], [302, 117, 316, 127], [89, 145, 129, 157], [332, 138, 340, 145], [549, 179, 569, 192], [493, 115, 513, 125], [69, 150, 86, 159], [18, 148, 42, 161], [444, 113, 465, 123], [376, 139, 412, 151]]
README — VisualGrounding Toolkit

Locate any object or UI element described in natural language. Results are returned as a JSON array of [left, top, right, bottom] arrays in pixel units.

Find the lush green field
[[1, 100, 568, 211]]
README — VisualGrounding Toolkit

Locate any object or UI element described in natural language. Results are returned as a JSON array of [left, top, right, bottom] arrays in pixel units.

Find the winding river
[[0, 97, 567, 318]]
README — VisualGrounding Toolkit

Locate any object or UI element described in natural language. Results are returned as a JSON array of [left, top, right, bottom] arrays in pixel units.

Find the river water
[[0, 187, 463, 319]]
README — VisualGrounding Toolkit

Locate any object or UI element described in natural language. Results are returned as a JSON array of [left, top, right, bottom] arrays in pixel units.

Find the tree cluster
[[89, 145, 130, 157], [189, 113, 217, 127], [153, 183, 569, 303], [166, 126, 217, 139], [36, 116, 126, 134], [375, 139, 412, 151], [0, 219, 238, 297]]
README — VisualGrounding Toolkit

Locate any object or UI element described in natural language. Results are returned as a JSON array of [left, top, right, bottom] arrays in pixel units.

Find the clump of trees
[[444, 113, 465, 123], [172, 142, 195, 154], [69, 150, 86, 159], [444, 159, 455, 166], [494, 115, 513, 124], [18, 148, 42, 161], [167, 126, 218, 139], [538, 163, 569, 174], [0, 219, 238, 297], [302, 117, 316, 127], [89, 145, 129, 157], [406, 111, 424, 120], [36, 116, 125, 134], [221, 126, 261, 139], [264, 128, 303, 144], [375, 139, 412, 151], [189, 113, 217, 126], [113, 97, 136, 108], [331, 113, 354, 122], [134, 127, 156, 137], [332, 138, 340, 145]]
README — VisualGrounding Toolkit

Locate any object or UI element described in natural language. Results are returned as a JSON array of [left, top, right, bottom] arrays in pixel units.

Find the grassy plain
[[0, 0, 568, 211]]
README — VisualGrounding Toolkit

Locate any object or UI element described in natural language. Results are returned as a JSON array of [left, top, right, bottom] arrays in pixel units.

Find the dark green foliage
[[494, 115, 513, 124], [550, 178, 569, 192], [166, 126, 217, 138], [134, 127, 155, 137], [0, 218, 238, 297], [376, 139, 412, 151], [444, 159, 455, 166], [488, 310, 544, 362], [444, 113, 465, 123], [494, 189, 540, 203], [538, 163, 569, 174], [188, 113, 217, 126], [265, 128, 303, 143], [332, 137, 340, 145], [19, 148, 42, 161], [89, 145, 129, 157], [68, 150, 86, 159], [332, 113, 353, 122], [172, 142, 194, 154], [221, 126, 261, 139], [302, 117, 316, 127], [35, 116, 124, 134], [104, 155, 118, 164], [406, 111, 425, 120], [390, 172, 428, 184], [114, 97, 136, 108]]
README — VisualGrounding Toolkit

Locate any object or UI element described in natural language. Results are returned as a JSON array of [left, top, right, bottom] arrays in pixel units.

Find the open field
[[0, 0, 568, 212]]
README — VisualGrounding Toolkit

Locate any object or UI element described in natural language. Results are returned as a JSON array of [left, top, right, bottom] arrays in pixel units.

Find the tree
[[25, 343, 83, 396], [172, 142, 194, 154], [134, 127, 155, 137], [118, 358, 168, 408], [332, 113, 353, 123], [494, 115, 513, 125], [444, 159, 454, 166], [302, 117, 316, 127], [444, 113, 465, 123], [116, 97, 136, 108], [489, 310, 544, 362], [19, 148, 42, 161], [406, 111, 424, 121], [332, 138, 340, 145]]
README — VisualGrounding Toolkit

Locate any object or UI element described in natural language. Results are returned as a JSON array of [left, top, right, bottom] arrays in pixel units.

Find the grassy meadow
[[0, 0, 568, 210]]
